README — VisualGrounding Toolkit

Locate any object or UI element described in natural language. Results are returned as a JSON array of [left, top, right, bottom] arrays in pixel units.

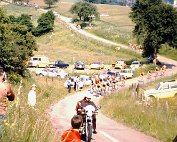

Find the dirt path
[[44, 9, 177, 142]]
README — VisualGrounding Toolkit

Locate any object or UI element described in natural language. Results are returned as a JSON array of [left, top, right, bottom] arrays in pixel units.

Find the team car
[[144, 80, 177, 99], [119, 68, 134, 79], [35, 68, 68, 78], [90, 62, 104, 70]]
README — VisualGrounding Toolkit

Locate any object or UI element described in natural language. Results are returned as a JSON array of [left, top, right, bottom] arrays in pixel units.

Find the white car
[[130, 61, 141, 70], [90, 62, 104, 70], [119, 68, 134, 79], [144, 80, 177, 99], [35, 68, 68, 78]]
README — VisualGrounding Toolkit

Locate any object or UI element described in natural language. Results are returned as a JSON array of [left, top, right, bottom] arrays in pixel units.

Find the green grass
[[100, 74, 177, 142], [0, 3, 143, 142], [159, 44, 177, 61], [1, 3, 177, 142], [35, 19, 143, 64], [1, 75, 67, 142]]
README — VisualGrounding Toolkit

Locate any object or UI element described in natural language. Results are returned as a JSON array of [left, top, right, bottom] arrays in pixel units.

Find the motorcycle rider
[[76, 93, 98, 134]]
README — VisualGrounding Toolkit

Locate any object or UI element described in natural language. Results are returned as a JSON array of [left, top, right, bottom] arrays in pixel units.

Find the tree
[[44, 0, 59, 8], [130, 0, 177, 60], [0, 8, 37, 78], [9, 14, 34, 32], [32, 10, 55, 36], [70, 2, 99, 23]]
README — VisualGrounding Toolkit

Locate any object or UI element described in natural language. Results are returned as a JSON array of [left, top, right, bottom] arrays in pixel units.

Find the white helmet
[[84, 93, 92, 99]]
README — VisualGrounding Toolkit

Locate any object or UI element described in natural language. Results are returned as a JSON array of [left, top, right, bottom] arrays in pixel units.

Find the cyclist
[[160, 65, 167, 76], [76, 93, 97, 134], [61, 115, 82, 142], [120, 75, 125, 87], [147, 70, 152, 79], [138, 71, 144, 84]]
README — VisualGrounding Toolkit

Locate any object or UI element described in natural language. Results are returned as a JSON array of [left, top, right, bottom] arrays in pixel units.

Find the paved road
[[48, 62, 176, 142], [41, 8, 177, 142], [1, 1, 176, 142]]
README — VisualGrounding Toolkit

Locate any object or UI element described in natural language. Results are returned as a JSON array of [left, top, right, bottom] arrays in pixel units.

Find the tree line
[[0, 8, 55, 83]]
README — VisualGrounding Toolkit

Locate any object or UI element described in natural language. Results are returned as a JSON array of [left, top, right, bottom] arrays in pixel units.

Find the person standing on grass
[[0, 67, 15, 133], [67, 77, 72, 93], [27, 84, 37, 109]]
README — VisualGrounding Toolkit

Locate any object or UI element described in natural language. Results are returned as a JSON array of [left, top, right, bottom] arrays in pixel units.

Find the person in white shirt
[[28, 84, 37, 108]]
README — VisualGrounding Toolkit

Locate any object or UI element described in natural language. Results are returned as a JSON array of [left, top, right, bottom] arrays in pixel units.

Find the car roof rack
[[166, 80, 176, 82]]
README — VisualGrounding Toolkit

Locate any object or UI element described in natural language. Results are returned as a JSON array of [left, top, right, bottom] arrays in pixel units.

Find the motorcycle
[[78, 105, 100, 142]]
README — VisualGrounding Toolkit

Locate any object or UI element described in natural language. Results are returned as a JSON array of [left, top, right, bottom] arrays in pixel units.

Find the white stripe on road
[[99, 131, 120, 142]]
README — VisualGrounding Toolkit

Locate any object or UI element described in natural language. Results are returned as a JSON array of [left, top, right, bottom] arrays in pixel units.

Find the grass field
[[1, 2, 177, 142], [48, 2, 177, 61], [100, 74, 177, 142], [0, 3, 143, 142], [1, 75, 67, 142]]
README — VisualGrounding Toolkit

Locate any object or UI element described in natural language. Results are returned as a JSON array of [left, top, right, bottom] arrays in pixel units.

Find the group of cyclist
[[139, 65, 167, 84], [90, 72, 125, 96], [61, 65, 168, 141]]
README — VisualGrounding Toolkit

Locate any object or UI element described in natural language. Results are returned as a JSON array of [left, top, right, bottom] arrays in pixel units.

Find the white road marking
[[99, 131, 120, 142]]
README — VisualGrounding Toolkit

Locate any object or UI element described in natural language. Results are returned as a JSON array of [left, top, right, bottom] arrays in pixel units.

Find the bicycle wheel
[[86, 124, 92, 142]]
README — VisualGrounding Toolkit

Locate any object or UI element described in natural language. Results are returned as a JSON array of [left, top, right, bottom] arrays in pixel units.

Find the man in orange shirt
[[61, 115, 82, 142]]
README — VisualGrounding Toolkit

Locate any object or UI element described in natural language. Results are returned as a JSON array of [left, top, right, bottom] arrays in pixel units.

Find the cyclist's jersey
[[161, 65, 166, 71], [155, 67, 159, 71], [140, 72, 144, 76], [106, 80, 110, 86], [97, 83, 101, 88], [95, 78, 100, 84], [101, 80, 106, 87], [61, 128, 81, 142]]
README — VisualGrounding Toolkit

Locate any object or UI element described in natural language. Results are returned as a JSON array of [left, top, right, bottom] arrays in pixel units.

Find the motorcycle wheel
[[86, 124, 92, 142]]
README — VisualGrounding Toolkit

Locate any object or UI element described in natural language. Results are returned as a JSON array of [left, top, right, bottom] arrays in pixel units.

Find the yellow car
[[112, 60, 126, 69], [144, 80, 177, 99]]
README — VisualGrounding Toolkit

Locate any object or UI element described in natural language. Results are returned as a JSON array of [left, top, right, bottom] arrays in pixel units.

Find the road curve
[[41, 8, 177, 142], [48, 89, 162, 142]]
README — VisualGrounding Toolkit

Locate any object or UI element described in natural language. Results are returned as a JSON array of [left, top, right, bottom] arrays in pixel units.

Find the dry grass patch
[[35, 20, 142, 65]]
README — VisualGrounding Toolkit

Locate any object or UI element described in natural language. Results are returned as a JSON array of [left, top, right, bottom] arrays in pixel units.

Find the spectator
[[67, 77, 72, 93], [61, 115, 82, 142], [0, 67, 15, 133], [27, 84, 37, 109]]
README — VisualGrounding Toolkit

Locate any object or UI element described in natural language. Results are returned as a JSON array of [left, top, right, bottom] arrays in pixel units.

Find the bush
[[7, 73, 22, 84], [72, 18, 80, 23], [33, 10, 55, 36]]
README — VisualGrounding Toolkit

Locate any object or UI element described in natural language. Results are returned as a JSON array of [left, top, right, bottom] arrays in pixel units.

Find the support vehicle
[[28, 55, 50, 68], [112, 60, 126, 69], [144, 80, 177, 99], [119, 68, 133, 79], [51, 60, 69, 68]]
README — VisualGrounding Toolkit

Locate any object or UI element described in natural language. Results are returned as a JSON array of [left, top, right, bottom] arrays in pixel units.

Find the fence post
[[157, 98, 160, 108], [165, 100, 169, 111], [136, 83, 139, 98]]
